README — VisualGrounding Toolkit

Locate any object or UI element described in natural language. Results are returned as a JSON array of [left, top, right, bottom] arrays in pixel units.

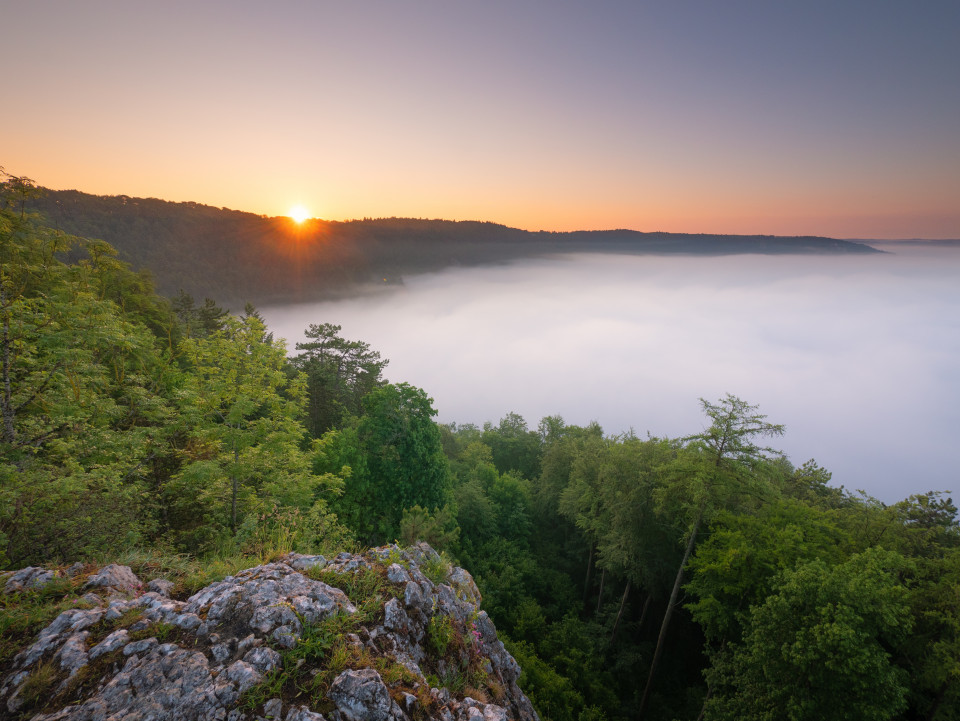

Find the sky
[[3, 0, 959, 238]]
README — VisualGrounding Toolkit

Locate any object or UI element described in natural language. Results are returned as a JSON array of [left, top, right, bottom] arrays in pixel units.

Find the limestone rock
[[328, 668, 402, 721], [287, 554, 327, 572], [4, 566, 57, 593], [0, 545, 538, 721], [148, 578, 176, 596], [263, 696, 283, 719], [82, 564, 143, 595]]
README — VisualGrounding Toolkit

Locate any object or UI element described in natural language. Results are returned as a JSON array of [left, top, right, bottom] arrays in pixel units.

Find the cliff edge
[[0, 543, 538, 721]]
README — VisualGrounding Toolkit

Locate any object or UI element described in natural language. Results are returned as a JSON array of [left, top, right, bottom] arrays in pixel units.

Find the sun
[[288, 205, 310, 223]]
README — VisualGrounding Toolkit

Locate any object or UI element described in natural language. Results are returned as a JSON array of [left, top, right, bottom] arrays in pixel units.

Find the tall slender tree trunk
[[231, 444, 239, 532], [1, 286, 16, 445], [638, 504, 705, 719], [595, 567, 606, 615], [582, 543, 595, 607], [609, 579, 630, 646], [637, 593, 652, 632], [695, 685, 712, 721], [925, 682, 948, 721]]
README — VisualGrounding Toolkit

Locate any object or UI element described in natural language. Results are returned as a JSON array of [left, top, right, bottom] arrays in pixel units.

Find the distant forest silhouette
[[31, 189, 880, 307]]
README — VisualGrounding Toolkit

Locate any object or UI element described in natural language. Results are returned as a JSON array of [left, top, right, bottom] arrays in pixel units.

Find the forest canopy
[[2, 172, 957, 721]]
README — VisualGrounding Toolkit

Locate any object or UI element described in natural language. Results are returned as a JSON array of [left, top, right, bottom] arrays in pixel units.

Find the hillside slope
[[30, 189, 880, 307]]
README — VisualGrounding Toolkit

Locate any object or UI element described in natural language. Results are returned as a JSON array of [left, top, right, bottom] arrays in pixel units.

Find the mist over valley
[[262, 244, 960, 504]]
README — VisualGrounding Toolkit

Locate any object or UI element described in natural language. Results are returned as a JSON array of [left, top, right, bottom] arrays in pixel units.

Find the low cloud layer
[[263, 246, 959, 503]]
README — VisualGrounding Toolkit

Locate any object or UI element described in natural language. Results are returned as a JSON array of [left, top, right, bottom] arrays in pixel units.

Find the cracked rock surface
[[1, 543, 539, 721]]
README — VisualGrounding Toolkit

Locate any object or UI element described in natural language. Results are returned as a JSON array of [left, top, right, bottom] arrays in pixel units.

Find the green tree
[[593, 436, 681, 644], [169, 314, 336, 548], [704, 548, 912, 721], [399, 504, 460, 552], [333, 382, 449, 543], [557, 430, 619, 616], [483, 412, 542, 480], [685, 498, 848, 645], [639, 395, 784, 717], [533, 421, 605, 607], [451, 441, 499, 545], [171, 290, 228, 339], [784, 458, 850, 509], [0, 171, 176, 565], [900, 546, 960, 720], [292, 322, 388, 437], [489, 470, 533, 544]]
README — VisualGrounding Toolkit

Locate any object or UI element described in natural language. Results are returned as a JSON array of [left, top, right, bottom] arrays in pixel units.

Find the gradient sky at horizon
[[3, 0, 959, 238]]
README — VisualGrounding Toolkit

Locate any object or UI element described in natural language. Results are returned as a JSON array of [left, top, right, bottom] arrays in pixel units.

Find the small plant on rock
[[421, 553, 452, 586], [427, 613, 455, 657]]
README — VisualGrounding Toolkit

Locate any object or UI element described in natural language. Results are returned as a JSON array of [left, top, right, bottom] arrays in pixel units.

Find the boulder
[[329, 668, 402, 721], [82, 564, 143, 596], [4, 566, 57, 593]]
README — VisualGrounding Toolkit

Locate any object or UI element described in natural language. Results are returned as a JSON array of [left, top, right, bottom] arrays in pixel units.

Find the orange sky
[[4, 2, 959, 239]]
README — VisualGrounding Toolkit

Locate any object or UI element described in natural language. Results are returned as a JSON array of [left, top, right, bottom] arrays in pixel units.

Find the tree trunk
[[925, 682, 948, 721], [1, 286, 16, 445], [637, 593, 652, 632], [609, 579, 630, 646], [231, 444, 240, 532], [595, 567, 606, 615], [695, 685, 712, 721], [638, 505, 705, 719], [582, 543, 595, 607]]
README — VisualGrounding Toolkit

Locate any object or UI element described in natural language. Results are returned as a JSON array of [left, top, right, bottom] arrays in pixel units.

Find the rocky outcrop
[[0, 544, 538, 721]]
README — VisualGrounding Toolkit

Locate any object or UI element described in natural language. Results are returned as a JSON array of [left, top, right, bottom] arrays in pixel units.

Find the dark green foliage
[[704, 548, 913, 721], [400, 505, 460, 552], [0, 174, 351, 565], [900, 547, 960, 720], [506, 639, 587, 721], [291, 323, 387, 437], [482, 412, 542, 480], [685, 499, 848, 644], [1, 172, 178, 565], [160, 313, 345, 554], [171, 290, 228, 339], [331, 383, 450, 544]]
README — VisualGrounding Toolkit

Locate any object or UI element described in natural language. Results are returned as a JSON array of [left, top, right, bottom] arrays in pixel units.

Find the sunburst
[[289, 205, 310, 223]]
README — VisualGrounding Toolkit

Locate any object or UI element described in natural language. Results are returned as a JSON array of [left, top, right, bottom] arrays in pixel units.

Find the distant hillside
[[31, 188, 881, 307]]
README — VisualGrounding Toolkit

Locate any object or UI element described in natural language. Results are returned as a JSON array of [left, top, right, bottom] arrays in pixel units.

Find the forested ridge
[[3, 172, 958, 721], [28, 187, 879, 307]]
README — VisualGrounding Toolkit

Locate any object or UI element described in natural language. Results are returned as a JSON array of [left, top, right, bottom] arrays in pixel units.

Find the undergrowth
[[421, 552, 453, 586], [306, 565, 402, 623]]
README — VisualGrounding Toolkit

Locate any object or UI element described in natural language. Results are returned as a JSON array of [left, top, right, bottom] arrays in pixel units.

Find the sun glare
[[289, 205, 310, 223]]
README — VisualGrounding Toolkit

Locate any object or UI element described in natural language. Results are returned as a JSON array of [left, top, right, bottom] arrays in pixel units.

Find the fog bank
[[262, 246, 960, 503]]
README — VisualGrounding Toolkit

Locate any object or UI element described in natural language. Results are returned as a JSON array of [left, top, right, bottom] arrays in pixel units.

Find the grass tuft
[[18, 660, 59, 708], [421, 553, 452, 586]]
